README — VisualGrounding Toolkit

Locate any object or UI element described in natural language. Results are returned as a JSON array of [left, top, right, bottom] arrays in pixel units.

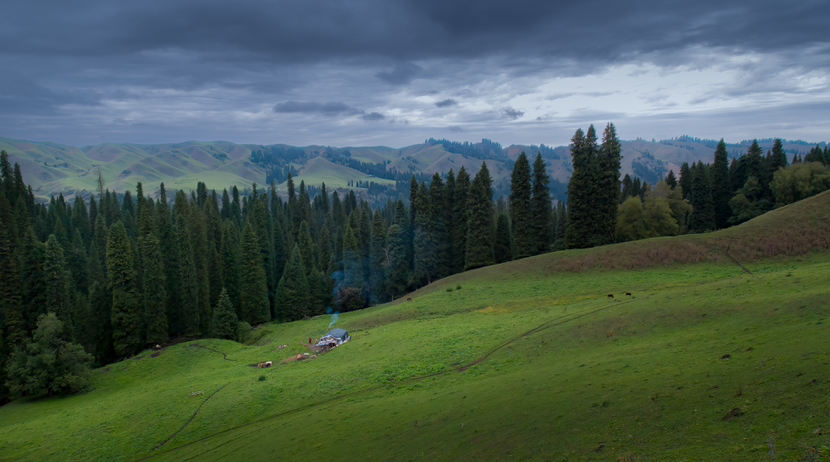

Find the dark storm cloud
[[273, 101, 387, 122], [435, 99, 458, 108], [361, 112, 386, 121], [376, 63, 424, 85], [502, 108, 524, 120], [4, 0, 827, 65], [273, 101, 360, 115]]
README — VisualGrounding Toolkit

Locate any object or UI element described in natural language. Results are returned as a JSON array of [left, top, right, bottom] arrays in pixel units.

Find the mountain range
[[1, 135, 824, 202]]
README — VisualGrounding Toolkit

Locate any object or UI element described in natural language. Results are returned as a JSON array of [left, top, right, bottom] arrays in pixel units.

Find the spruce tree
[[220, 220, 242, 315], [598, 123, 622, 244], [565, 127, 599, 249], [665, 170, 678, 189], [276, 244, 311, 322], [316, 224, 333, 275], [689, 162, 715, 232], [451, 167, 470, 273], [678, 162, 693, 200], [43, 234, 73, 338], [510, 153, 533, 258], [139, 232, 168, 346], [369, 211, 387, 304], [339, 224, 365, 311], [107, 221, 142, 358], [187, 206, 212, 336], [175, 214, 200, 336], [530, 153, 553, 254], [240, 220, 270, 325], [553, 201, 567, 250], [428, 173, 451, 278], [0, 194, 25, 347], [211, 288, 238, 340], [444, 170, 456, 274], [711, 139, 732, 229], [385, 222, 408, 299], [494, 213, 512, 263], [296, 220, 316, 277], [465, 163, 495, 270], [413, 182, 435, 284]]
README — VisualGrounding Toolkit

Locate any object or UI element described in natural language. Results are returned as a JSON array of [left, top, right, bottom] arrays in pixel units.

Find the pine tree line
[[0, 152, 559, 401]]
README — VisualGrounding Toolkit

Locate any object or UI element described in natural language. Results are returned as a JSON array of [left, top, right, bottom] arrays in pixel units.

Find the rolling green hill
[[1, 192, 828, 461], [4, 135, 820, 202]]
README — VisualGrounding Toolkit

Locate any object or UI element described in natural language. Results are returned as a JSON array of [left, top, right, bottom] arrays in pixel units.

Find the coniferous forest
[[2, 125, 830, 402]]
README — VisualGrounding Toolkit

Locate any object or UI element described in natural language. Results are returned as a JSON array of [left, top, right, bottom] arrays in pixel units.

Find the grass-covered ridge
[[1, 193, 829, 461]]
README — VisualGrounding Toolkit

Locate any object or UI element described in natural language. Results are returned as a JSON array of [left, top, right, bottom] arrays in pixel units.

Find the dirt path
[[189, 344, 238, 361], [154, 383, 231, 451]]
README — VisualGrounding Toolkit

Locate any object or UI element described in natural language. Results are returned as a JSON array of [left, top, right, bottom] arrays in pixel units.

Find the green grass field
[[1, 195, 829, 461]]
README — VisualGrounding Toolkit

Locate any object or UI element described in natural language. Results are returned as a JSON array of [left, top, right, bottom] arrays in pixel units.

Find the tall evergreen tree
[[689, 162, 715, 232], [678, 162, 693, 199], [413, 182, 434, 284], [465, 163, 495, 270], [510, 153, 533, 259], [276, 244, 310, 322], [139, 231, 168, 346], [175, 214, 200, 336], [369, 211, 387, 304], [665, 170, 678, 190], [211, 288, 238, 340], [452, 167, 470, 272], [711, 139, 732, 229], [428, 174, 451, 278], [107, 221, 142, 358], [219, 220, 241, 315], [43, 235, 73, 338], [530, 153, 553, 254], [494, 213, 512, 263], [597, 123, 622, 244], [0, 195, 25, 347], [565, 126, 599, 249], [239, 220, 270, 325], [339, 224, 365, 311]]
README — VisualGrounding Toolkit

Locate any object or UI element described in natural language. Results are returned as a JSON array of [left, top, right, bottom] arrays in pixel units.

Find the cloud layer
[[1, 0, 828, 147]]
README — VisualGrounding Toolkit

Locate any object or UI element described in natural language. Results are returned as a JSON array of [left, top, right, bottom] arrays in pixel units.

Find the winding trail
[[154, 383, 231, 451], [189, 344, 238, 361], [141, 298, 634, 461]]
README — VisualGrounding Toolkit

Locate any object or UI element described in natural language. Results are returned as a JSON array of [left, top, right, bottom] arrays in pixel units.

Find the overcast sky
[[1, 0, 828, 148]]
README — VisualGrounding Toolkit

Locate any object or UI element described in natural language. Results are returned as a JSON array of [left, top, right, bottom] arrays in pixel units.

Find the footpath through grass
[[1, 251, 828, 461]]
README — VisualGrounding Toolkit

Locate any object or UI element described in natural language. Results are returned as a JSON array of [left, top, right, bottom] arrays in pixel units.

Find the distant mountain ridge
[[1, 135, 823, 202]]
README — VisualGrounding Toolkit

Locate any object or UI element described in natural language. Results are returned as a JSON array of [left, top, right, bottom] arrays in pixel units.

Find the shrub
[[5, 313, 93, 398]]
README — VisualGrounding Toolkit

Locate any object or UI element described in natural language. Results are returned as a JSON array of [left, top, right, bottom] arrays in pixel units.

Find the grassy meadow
[[1, 194, 829, 461]]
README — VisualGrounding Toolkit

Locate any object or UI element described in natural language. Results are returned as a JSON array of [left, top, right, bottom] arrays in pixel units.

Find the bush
[[5, 313, 93, 398]]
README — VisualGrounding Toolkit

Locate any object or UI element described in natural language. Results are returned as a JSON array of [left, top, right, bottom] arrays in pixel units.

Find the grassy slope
[[1, 195, 829, 461], [291, 157, 395, 189]]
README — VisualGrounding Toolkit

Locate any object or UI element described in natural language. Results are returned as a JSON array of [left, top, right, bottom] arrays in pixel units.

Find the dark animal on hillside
[[407, 297, 412, 302], [607, 294, 614, 298], [625, 292, 632, 296]]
